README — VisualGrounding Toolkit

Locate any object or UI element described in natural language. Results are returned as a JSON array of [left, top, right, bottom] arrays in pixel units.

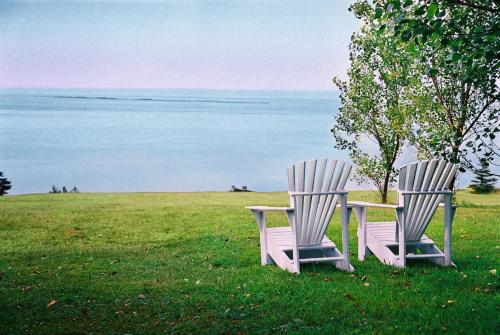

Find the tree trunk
[[449, 145, 460, 191], [381, 171, 391, 204]]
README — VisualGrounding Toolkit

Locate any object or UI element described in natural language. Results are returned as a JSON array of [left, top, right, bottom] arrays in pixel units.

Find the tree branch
[[463, 98, 497, 136], [446, 0, 500, 13], [431, 76, 456, 129]]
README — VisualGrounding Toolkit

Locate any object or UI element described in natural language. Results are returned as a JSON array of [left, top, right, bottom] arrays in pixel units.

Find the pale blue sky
[[0, 0, 360, 90]]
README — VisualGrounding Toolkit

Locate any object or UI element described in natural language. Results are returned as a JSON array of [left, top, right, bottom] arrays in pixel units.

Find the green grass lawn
[[0, 190, 498, 334]]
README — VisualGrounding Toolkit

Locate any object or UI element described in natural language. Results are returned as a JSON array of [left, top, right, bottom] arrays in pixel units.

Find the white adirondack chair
[[246, 159, 354, 274], [352, 159, 458, 268]]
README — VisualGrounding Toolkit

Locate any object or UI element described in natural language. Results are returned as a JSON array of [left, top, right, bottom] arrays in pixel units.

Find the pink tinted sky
[[0, 1, 360, 90]]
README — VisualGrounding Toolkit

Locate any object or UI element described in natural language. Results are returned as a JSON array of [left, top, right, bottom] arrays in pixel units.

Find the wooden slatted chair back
[[287, 159, 352, 246], [397, 159, 458, 242]]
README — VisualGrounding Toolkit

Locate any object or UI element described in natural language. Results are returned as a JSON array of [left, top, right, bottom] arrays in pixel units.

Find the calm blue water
[[1, 89, 357, 194]]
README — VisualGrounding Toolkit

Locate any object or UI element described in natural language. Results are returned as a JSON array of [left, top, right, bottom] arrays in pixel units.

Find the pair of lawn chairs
[[246, 159, 458, 273]]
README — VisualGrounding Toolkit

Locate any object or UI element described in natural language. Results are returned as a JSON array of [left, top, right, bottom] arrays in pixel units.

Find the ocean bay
[[0, 89, 346, 194]]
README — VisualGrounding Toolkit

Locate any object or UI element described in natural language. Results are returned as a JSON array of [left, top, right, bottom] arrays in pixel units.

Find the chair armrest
[[400, 190, 453, 195], [348, 201, 401, 209], [438, 203, 459, 208], [245, 206, 294, 213], [289, 191, 347, 196]]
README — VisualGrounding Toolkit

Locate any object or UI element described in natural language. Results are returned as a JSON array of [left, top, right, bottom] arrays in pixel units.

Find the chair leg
[[340, 195, 351, 271], [286, 211, 300, 274], [396, 206, 406, 268], [354, 206, 367, 261], [252, 211, 273, 265], [443, 195, 454, 267]]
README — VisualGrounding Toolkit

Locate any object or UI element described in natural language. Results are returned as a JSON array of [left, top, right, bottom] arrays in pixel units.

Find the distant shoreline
[[3, 188, 487, 197]]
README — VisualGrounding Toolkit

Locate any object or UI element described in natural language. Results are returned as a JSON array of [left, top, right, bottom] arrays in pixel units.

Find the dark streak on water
[[52, 95, 269, 105]]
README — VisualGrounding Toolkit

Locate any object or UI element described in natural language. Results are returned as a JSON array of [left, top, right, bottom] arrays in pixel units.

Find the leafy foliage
[[0, 172, 12, 196], [374, 0, 500, 180], [374, 0, 499, 97], [332, 2, 416, 203]]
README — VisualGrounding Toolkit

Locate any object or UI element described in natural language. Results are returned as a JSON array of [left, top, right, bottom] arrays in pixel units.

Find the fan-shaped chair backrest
[[397, 159, 457, 241], [287, 159, 352, 246]]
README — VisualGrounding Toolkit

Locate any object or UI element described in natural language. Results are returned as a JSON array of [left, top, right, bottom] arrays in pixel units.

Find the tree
[[50, 185, 61, 193], [469, 157, 498, 193], [332, 1, 416, 203], [62, 186, 67, 193], [0, 172, 12, 196], [406, 46, 499, 183], [374, 0, 500, 185]]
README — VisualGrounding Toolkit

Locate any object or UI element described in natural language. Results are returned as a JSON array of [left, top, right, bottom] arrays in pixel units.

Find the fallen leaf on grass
[[363, 282, 370, 287], [21, 285, 34, 292], [489, 269, 496, 276], [47, 300, 57, 308], [441, 299, 455, 308], [138, 294, 146, 299]]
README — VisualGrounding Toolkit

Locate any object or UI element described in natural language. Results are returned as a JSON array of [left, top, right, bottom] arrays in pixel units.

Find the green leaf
[[407, 41, 417, 54], [375, 7, 383, 19], [414, 5, 426, 16], [427, 3, 438, 19], [391, 0, 401, 10], [401, 30, 412, 41]]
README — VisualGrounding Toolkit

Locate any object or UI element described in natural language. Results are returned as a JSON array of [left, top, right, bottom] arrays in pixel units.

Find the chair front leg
[[286, 210, 300, 273], [340, 194, 351, 271], [354, 206, 367, 261], [443, 194, 454, 266], [396, 206, 406, 268], [251, 210, 272, 265]]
